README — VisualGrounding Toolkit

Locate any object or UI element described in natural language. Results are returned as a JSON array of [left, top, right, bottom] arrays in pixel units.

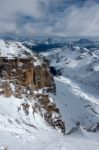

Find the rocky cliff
[[0, 56, 55, 93], [0, 40, 65, 134]]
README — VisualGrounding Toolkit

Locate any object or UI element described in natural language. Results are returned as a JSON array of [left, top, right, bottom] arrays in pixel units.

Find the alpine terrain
[[0, 38, 99, 150]]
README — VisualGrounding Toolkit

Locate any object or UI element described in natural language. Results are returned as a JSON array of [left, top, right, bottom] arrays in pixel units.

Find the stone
[[0, 55, 65, 134]]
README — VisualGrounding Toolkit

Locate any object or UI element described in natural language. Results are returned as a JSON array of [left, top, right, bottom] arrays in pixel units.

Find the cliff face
[[0, 48, 65, 133], [0, 57, 55, 91]]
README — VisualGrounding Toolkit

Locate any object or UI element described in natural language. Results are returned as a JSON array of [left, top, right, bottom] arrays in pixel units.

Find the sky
[[0, 0, 99, 37]]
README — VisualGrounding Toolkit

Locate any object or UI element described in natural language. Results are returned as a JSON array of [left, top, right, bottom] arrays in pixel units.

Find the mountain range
[[0, 38, 99, 149]]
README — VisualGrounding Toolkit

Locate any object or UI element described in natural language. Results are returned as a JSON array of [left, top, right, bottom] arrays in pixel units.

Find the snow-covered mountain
[[40, 40, 99, 132], [0, 39, 99, 150], [41, 42, 99, 88], [0, 39, 66, 150]]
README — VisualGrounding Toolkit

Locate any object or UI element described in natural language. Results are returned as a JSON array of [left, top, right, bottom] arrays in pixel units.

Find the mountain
[[40, 40, 99, 132], [73, 39, 98, 49], [23, 38, 67, 53], [0, 39, 66, 149], [22, 38, 99, 54], [1, 39, 99, 150]]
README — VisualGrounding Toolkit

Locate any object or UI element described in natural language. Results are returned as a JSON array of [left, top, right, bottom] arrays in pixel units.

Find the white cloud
[[55, 4, 99, 37], [0, 0, 99, 37], [0, 0, 44, 19]]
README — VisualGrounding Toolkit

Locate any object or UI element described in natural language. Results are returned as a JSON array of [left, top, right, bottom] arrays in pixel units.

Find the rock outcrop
[[0, 56, 55, 90], [0, 41, 65, 134]]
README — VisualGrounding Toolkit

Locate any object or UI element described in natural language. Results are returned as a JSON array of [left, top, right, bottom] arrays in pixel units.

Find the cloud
[[0, 0, 44, 19], [51, 4, 99, 37], [0, 0, 99, 37]]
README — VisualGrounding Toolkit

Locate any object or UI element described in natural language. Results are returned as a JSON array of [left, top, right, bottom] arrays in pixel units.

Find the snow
[[41, 45, 99, 133], [0, 123, 99, 150], [93, 64, 99, 72], [0, 77, 99, 150], [34, 60, 41, 66], [41, 45, 99, 88], [39, 43, 99, 150], [53, 77, 99, 132], [0, 40, 33, 58], [0, 40, 99, 149]]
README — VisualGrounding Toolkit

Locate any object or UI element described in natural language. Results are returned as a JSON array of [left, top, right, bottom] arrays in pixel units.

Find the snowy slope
[[0, 40, 33, 58], [0, 96, 99, 150], [41, 44, 99, 131], [53, 77, 99, 132]]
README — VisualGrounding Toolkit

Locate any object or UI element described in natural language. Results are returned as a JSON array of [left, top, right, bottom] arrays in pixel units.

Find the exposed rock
[[33, 92, 65, 133], [0, 54, 65, 134], [0, 57, 55, 91]]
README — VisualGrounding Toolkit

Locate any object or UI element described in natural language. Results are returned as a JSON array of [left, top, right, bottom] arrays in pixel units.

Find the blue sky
[[0, 0, 99, 37]]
